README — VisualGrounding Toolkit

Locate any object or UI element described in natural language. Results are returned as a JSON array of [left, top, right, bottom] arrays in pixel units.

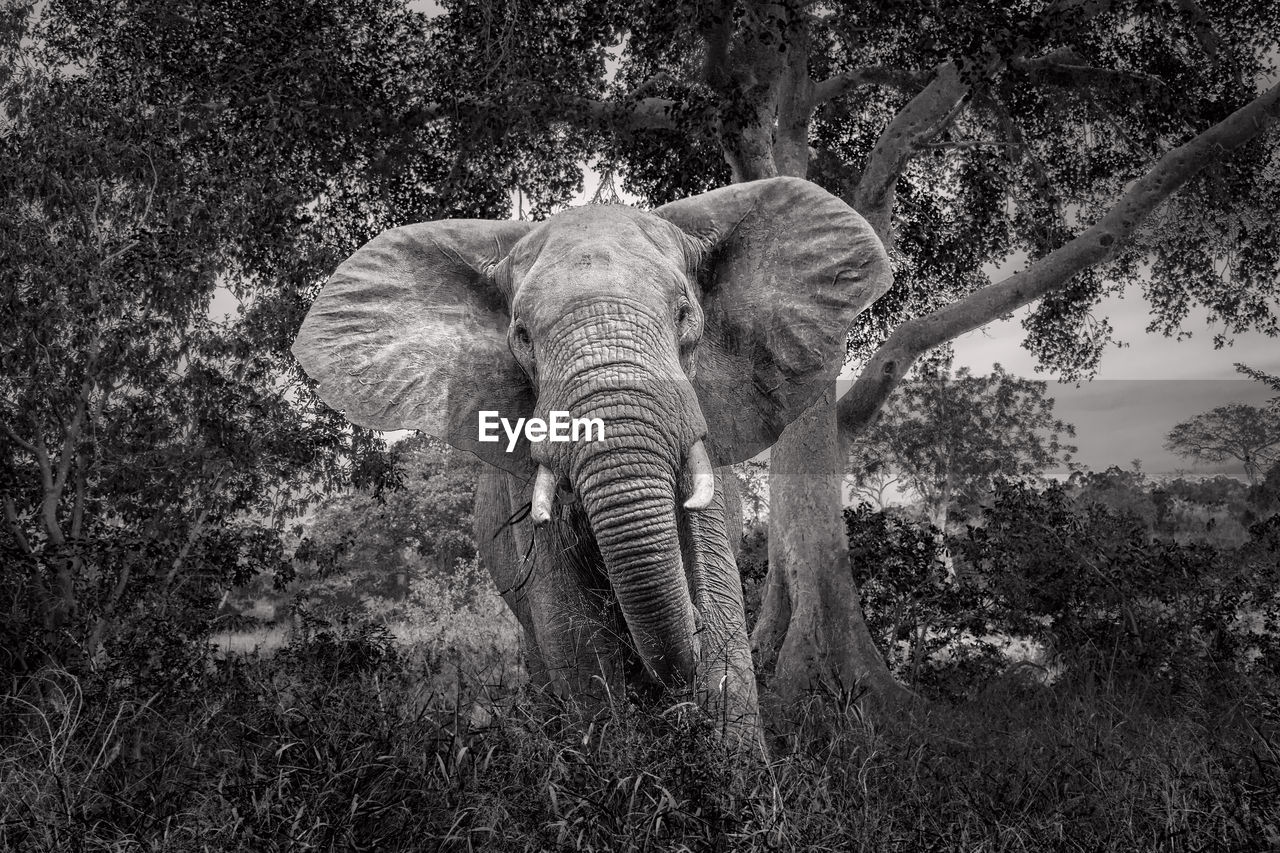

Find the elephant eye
[[513, 324, 531, 349], [676, 303, 692, 327]]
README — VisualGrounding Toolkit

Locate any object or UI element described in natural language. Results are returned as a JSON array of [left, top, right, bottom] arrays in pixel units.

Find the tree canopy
[[847, 361, 1076, 526], [1165, 403, 1280, 484]]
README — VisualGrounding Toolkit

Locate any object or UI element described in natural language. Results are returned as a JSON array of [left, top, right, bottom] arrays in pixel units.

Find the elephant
[[291, 176, 891, 749]]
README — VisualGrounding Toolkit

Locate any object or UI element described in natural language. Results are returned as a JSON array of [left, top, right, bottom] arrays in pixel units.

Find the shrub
[[957, 480, 1280, 684], [845, 504, 1007, 698], [737, 522, 769, 633]]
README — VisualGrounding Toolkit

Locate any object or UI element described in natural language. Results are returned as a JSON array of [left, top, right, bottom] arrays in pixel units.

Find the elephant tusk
[[682, 439, 715, 510], [531, 464, 557, 527]]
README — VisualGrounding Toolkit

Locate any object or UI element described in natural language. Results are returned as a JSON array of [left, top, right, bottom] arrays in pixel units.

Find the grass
[[2, 635, 1276, 853]]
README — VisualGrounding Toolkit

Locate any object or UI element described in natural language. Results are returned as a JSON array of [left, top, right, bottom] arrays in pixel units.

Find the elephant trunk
[[573, 435, 699, 687], [533, 370, 701, 686], [534, 304, 707, 688]]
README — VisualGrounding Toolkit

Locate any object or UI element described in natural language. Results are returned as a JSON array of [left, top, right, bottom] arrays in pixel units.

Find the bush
[[846, 505, 1008, 698], [956, 480, 1280, 684], [843, 479, 1280, 699]]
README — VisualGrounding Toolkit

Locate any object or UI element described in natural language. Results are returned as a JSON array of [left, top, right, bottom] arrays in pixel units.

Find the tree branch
[[1012, 49, 1167, 91], [400, 93, 683, 135], [812, 66, 925, 105], [1170, 0, 1243, 89], [775, 18, 814, 177], [838, 79, 1280, 441], [850, 60, 970, 241], [1, 421, 37, 455], [699, 0, 735, 90], [848, 0, 1119, 243], [1170, 0, 1223, 63], [30, 430, 53, 497], [3, 494, 34, 557], [921, 139, 1017, 150], [51, 334, 99, 507], [978, 91, 1069, 243], [163, 471, 226, 591]]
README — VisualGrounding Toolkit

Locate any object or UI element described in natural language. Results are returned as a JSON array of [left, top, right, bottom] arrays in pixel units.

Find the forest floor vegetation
[[2, 624, 1276, 853]]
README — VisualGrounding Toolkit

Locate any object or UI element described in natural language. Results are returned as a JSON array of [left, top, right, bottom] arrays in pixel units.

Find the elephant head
[[292, 177, 891, 693]]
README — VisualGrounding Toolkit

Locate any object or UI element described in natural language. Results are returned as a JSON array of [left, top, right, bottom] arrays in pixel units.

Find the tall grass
[[2, 637, 1276, 852]]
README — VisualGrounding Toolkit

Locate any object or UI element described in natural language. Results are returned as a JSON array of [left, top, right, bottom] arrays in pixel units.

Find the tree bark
[[756, 387, 915, 708], [751, 1, 1145, 708]]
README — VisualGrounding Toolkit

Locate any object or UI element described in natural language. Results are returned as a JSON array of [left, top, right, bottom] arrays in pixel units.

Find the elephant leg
[[505, 474, 632, 707], [474, 465, 549, 686], [680, 468, 762, 752]]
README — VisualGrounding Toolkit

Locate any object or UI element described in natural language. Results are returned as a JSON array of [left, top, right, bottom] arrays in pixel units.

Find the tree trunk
[[753, 386, 913, 709], [728, 15, 908, 711]]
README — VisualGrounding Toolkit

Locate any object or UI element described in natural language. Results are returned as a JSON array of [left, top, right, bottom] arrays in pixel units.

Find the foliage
[[6, 0, 1279, 698], [1236, 360, 1280, 403], [843, 472, 1280, 699], [955, 479, 1280, 684], [1061, 465, 1258, 547], [847, 361, 1076, 527], [436, 0, 1280, 376], [736, 522, 768, 634], [730, 461, 771, 632], [292, 434, 482, 610], [4, 0, 1280, 801], [803, 2, 1280, 371], [1150, 475, 1255, 546], [1250, 460, 1280, 518], [2, 0, 596, 676], [1066, 464, 1157, 527], [0, 0, 452, 675], [1158, 474, 1250, 509], [845, 504, 1006, 698], [730, 460, 769, 527]]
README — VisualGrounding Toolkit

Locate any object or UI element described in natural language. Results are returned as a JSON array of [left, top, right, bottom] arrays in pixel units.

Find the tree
[[1068, 464, 1157, 527], [1250, 461, 1280, 518], [1236, 362, 1280, 394], [848, 361, 1076, 534], [1236, 362, 1280, 415], [0, 8, 323, 670], [296, 435, 482, 605], [731, 460, 770, 527], [956, 478, 1280, 682], [599, 1, 1280, 706], [1165, 403, 1280, 484]]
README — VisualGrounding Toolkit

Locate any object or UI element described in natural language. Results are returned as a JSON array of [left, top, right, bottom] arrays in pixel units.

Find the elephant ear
[[292, 220, 536, 475], [656, 177, 892, 465]]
